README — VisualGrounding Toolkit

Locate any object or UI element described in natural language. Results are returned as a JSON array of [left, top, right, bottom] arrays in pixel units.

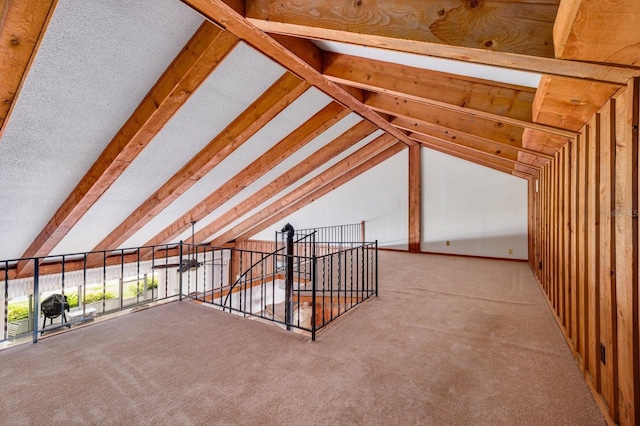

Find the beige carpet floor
[[0, 251, 604, 425]]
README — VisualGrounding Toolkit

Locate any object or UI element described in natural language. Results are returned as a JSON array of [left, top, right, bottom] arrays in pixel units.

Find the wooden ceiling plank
[[143, 101, 349, 248], [365, 91, 524, 147], [181, 0, 418, 147], [0, 0, 57, 139], [233, 142, 406, 243], [390, 115, 553, 160], [15, 22, 239, 278], [245, 10, 638, 84], [194, 120, 377, 243], [90, 72, 308, 256], [208, 133, 398, 246], [246, 0, 558, 58]]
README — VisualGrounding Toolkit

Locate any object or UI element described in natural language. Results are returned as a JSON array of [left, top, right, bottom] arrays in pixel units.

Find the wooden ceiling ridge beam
[[15, 22, 239, 278], [194, 119, 378, 243], [143, 101, 349, 249], [0, 0, 57, 138], [322, 52, 578, 138], [234, 142, 406, 242], [89, 71, 308, 258], [243, 0, 638, 85], [180, 0, 418, 147], [389, 115, 554, 161], [208, 132, 398, 246], [410, 132, 541, 170]]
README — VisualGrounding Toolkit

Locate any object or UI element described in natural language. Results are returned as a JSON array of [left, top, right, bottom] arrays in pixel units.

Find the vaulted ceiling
[[1, 0, 639, 273]]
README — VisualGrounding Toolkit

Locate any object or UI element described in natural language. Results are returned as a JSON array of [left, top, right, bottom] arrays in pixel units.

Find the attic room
[[0, 0, 638, 424]]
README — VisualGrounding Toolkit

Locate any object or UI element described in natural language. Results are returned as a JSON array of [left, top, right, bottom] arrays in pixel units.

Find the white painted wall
[[422, 148, 528, 259], [250, 147, 527, 260], [251, 150, 409, 249]]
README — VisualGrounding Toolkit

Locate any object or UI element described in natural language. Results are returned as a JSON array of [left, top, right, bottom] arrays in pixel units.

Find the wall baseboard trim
[[378, 247, 528, 263]]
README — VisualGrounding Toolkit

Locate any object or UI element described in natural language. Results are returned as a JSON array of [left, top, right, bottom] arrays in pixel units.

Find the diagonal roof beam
[[15, 22, 239, 278], [244, 0, 638, 85], [209, 133, 398, 246], [91, 71, 308, 254], [181, 0, 418, 147], [365, 91, 523, 148], [323, 52, 578, 138], [143, 101, 349, 248], [390, 115, 553, 161], [195, 120, 377, 243], [233, 142, 406, 242], [0, 0, 57, 139]]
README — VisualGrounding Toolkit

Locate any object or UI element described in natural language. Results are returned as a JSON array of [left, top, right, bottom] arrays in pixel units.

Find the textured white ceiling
[[51, 42, 286, 255], [0, 0, 202, 260], [313, 40, 541, 88]]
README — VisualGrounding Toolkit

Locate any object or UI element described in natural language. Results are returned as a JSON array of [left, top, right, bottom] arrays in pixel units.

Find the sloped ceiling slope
[[1, 0, 639, 267]]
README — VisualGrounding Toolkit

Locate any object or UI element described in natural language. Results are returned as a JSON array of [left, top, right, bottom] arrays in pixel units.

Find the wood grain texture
[[0, 0, 56, 138], [90, 72, 308, 255], [365, 91, 523, 147], [144, 102, 349, 247], [246, 0, 558, 57], [554, 0, 640, 66], [243, 2, 637, 84], [208, 133, 398, 246], [16, 23, 239, 277], [408, 144, 421, 253], [193, 120, 377, 243], [613, 81, 639, 426], [322, 51, 535, 123], [532, 75, 620, 131]]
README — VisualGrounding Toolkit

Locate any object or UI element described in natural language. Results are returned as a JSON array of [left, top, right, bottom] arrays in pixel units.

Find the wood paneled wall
[[530, 79, 639, 425]]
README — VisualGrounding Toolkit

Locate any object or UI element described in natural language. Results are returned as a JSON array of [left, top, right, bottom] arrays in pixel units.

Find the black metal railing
[[2, 224, 377, 344], [1, 243, 196, 343]]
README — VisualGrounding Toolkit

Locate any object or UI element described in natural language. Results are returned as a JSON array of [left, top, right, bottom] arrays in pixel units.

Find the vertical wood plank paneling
[[556, 151, 563, 317], [598, 99, 618, 418], [563, 144, 571, 330], [587, 115, 601, 388], [577, 132, 587, 366], [551, 155, 557, 310], [613, 80, 639, 426], [570, 138, 579, 347]]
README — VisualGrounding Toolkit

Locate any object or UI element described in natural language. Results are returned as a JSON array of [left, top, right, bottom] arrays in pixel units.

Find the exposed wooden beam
[[322, 52, 578, 138], [144, 101, 349, 247], [410, 129, 518, 163], [246, 0, 558, 57], [181, 0, 418, 147], [233, 143, 406, 242], [194, 120, 378, 243], [390, 115, 553, 161], [91, 71, 308, 254], [0, 0, 57, 138], [410, 132, 538, 170], [208, 133, 398, 246], [365, 91, 524, 147], [554, 0, 640, 66], [408, 144, 421, 253], [16, 22, 239, 278], [244, 1, 638, 85]]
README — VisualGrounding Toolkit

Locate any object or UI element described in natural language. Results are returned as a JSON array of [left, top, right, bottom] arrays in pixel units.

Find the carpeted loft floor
[[0, 251, 605, 425]]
